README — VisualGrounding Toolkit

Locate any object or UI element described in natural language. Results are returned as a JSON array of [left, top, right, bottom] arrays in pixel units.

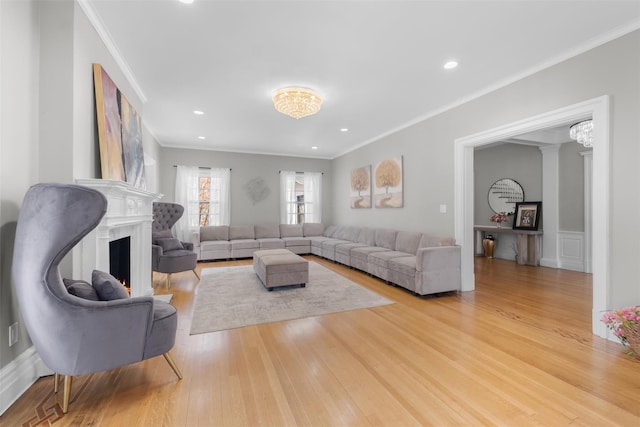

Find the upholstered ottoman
[[253, 249, 309, 291]]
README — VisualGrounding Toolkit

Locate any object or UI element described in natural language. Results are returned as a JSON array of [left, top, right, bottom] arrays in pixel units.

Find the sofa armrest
[[192, 230, 201, 248], [415, 246, 461, 295], [182, 241, 194, 251]]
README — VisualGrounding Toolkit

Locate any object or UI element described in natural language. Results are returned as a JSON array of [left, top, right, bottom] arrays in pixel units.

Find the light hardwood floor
[[2, 256, 639, 426]]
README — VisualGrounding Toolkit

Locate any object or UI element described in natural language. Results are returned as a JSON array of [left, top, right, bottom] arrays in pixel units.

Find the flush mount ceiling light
[[569, 119, 593, 148], [272, 87, 322, 119], [443, 60, 458, 70]]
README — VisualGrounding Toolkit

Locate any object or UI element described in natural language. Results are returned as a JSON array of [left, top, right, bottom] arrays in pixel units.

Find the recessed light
[[340, 128, 349, 132], [193, 110, 204, 115], [197, 136, 206, 140], [444, 60, 458, 70], [311, 146, 318, 150], [178, 0, 194, 4]]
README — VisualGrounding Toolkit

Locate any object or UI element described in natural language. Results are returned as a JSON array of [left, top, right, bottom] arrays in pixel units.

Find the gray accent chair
[[152, 202, 200, 288], [12, 183, 182, 413]]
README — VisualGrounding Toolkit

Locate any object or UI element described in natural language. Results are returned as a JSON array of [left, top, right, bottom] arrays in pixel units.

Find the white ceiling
[[84, 0, 640, 159]]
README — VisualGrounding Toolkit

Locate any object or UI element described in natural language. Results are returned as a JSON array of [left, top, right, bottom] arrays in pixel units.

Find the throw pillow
[[91, 270, 130, 301], [157, 237, 184, 251], [152, 229, 173, 244], [63, 278, 99, 301]]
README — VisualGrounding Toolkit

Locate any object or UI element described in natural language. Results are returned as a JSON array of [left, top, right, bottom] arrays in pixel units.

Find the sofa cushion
[[200, 225, 229, 241], [357, 228, 376, 246], [229, 225, 255, 240], [280, 224, 303, 238], [63, 278, 99, 301], [156, 237, 184, 252], [255, 224, 280, 239], [395, 231, 423, 255], [419, 233, 455, 248], [91, 270, 130, 301], [282, 236, 310, 247], [369, 251, 413, 268], [152, 229, 173, 244], [303, 223, 324, 237], [335, 242, 368, 255], [323, 225, 338, 237], [258, 238, 285, 249], [375, 229, 398, 250], [231, 239, 259, 250], [387, 256, 417, 276], [351, 246, 390, 261]]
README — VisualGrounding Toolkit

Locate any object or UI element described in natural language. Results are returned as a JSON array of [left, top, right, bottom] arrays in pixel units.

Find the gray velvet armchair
[[12, 183, 182, 413], [152, 202, 199, 288]]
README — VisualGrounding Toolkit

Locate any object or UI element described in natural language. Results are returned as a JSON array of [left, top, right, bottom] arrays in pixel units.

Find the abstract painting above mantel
[[374, 156, 403, 208], [93, 64, 146, 189], [350, 165, 371, 209]]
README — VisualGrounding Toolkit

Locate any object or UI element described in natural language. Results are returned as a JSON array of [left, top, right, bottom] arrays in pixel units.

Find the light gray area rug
[[190, 261, 394, 334]]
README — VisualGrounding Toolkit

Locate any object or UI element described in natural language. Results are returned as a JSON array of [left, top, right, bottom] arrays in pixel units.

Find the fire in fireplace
[[109, 236, 131, 292]]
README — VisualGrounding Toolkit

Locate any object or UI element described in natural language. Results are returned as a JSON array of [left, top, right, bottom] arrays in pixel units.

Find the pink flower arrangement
[[601, 306, 640, 357], [490, 212, 508, 224]]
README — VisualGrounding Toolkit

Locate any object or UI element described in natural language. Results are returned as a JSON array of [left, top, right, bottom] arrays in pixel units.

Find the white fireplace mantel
[[74, 179, 162, 297]]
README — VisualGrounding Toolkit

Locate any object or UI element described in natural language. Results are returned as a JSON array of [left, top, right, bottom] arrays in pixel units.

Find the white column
[[539, 144, 560, 268], [580, 151, 593, 273]]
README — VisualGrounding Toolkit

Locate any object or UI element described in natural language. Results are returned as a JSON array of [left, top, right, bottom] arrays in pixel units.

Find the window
[[175, 165, 230, 241], [280, 171, 322, 224]]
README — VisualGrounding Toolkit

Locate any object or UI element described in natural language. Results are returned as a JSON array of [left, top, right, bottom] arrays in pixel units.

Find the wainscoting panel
[[558, 231, 586, 272]]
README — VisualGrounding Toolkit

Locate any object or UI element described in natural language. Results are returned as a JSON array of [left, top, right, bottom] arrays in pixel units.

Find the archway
[[454, 96, 609, 336]]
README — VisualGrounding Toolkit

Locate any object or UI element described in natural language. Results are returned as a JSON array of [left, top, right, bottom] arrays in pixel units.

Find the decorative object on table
[[482, 234, 496, 258], [513, 201, 542, 230], [601, 306, 640, 359], [488, 178, 524, 215], [351, 165, 372, 208], [490, 212, 508, 228], [374, 156, 403, 208]]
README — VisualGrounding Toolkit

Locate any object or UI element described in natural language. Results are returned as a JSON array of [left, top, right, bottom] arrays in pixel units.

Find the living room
[[2, 0, 640, 424]]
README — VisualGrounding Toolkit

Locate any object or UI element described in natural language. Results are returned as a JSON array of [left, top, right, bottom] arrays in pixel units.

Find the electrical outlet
[[9, 322, 18, 347]]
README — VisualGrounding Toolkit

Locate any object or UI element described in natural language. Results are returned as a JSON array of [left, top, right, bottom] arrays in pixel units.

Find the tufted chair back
[[152, 202, 184, 234]]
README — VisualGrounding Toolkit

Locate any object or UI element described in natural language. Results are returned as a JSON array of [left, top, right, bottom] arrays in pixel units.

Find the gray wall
[[474, 141, 587, 231], [159, 148, 333, 226], [331, 30, 640, 309], [474, 143, 543, 229], [0, 0, 159, 371]]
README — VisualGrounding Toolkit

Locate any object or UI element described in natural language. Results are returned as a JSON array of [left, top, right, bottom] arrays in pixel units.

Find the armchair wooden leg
[[163, 352, 183, 380], [166, 273, 172, 289], [54, 373, 59, 393], [193, 269, 200, 280], [62, 375, 72, 413]]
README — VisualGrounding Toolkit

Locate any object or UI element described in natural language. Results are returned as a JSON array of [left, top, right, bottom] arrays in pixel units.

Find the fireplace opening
[[109, 236, 131, 292]]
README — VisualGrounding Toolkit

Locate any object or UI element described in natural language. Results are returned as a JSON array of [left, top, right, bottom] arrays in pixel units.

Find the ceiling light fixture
[[197, 136, 206, 140], [193, 110, 204, 115], [444, 60, 458, 70], [178, 0, 194, 4], [340, 128, 349, 132], [272, 87, 322, 119], [569, 119, 593, 148]]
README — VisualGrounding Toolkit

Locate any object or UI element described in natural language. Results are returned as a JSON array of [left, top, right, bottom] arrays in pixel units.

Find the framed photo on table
[[513, 202, 542, 231]]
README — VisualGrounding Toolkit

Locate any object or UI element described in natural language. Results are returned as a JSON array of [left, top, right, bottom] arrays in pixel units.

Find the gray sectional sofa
[[192, 223, 461, 296]]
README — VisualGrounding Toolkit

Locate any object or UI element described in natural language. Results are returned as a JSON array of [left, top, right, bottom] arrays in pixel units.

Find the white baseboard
[[0, 346, 52, 415]]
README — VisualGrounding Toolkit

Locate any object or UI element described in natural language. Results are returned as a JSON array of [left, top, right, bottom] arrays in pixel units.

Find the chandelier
[[569, 119, 593, 148], [272, 87, 322, 119]]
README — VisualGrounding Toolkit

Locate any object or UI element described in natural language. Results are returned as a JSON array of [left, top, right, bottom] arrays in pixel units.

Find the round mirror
[[488, 178, 524, 214]]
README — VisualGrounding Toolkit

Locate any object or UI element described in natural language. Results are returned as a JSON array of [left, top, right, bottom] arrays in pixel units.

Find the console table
[[474, 225, 543, 266]]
